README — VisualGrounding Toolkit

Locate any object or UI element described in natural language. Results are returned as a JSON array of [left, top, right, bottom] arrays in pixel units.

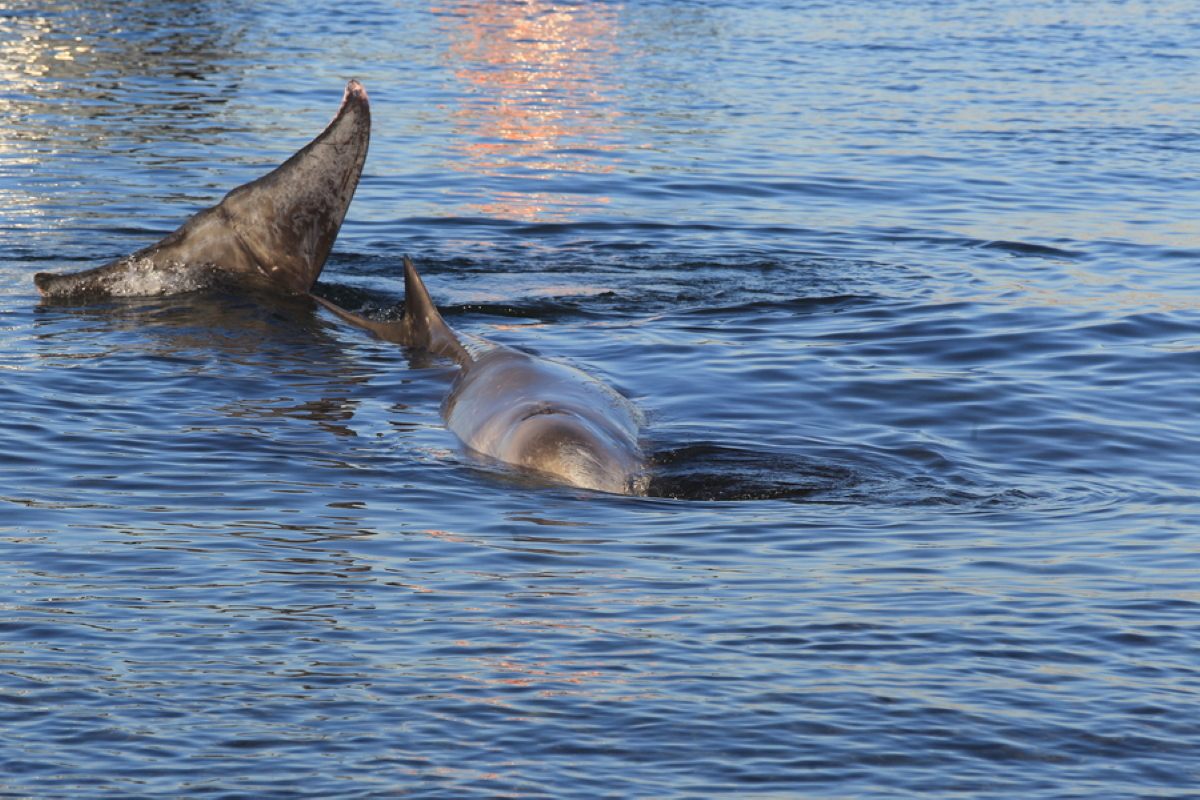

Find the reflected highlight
[[434, 0, 628, 221]]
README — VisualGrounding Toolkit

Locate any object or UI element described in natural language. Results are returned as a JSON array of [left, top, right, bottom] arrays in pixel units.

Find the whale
[[35, 80, 370, 301], [311, 256, 648, 495]]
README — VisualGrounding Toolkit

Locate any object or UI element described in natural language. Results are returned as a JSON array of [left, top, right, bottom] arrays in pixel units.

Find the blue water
[[3, 0, 1200, 796]]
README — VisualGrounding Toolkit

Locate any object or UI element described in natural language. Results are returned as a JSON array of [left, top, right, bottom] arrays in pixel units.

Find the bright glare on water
[[2, 1, 1200, 797]]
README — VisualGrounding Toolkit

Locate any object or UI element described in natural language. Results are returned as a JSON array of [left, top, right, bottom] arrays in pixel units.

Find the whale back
[[441, 346, 646, 494]]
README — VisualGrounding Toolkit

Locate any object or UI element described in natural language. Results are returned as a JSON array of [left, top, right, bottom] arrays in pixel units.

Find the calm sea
[[3, 1, 1200, 797]]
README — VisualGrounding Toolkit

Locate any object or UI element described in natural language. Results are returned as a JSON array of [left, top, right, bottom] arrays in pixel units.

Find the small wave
[[976, 239, 1080, 259], [322, 253, 891, 323]]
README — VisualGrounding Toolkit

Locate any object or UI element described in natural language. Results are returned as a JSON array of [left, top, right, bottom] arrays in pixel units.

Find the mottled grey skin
[[35, 80, 370, 300], [311, 257, 647, 495]]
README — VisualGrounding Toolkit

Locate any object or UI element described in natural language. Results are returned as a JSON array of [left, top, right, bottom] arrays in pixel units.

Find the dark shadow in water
[[645, 444, 861, 502], [324, 253, 891, 322], [642, 443, 1046, 508], [30, 289, 383, 440], [34, 285, 329, 340]]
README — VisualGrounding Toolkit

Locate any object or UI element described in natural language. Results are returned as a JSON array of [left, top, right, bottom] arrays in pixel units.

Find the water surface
[[3, 1, 1200, 797]]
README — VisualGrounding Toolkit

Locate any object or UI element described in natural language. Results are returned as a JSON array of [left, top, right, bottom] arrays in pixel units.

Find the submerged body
[[312, 257, 646, 495], [35, 80, 370, 300]]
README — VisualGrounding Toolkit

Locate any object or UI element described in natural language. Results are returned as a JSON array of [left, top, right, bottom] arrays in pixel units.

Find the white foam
[[104, 257, 218, 297]]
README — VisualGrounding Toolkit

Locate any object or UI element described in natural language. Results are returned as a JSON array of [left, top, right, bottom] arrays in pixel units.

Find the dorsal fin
[[399, 255, 471, 361], [310, 255, 472, 364]]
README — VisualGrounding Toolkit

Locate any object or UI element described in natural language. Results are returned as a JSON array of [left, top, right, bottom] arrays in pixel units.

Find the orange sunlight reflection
[[434, 0, 627, 221], [415, 527, 666, 707]]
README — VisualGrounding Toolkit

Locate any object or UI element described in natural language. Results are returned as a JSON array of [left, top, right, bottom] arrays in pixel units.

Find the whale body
[[312, 257, 647, 495], [35, 80, 370, 300]]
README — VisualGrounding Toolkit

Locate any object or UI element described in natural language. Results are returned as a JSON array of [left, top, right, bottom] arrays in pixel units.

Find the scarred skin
[[35, 80, 371, 301], [311, 256, 647, 495]]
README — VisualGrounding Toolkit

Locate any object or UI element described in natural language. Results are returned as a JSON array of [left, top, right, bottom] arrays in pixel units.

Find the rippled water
[[4, 1, 1200, 797]]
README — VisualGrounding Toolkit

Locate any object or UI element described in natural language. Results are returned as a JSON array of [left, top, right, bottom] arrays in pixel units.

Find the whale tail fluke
[[36, 80, 371, 300]]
